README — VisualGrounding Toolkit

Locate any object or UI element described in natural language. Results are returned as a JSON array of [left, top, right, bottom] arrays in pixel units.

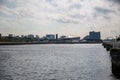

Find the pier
[[110, 48, 120, 78], [102, 40, 120, 50], [102, 40, 120, 78]]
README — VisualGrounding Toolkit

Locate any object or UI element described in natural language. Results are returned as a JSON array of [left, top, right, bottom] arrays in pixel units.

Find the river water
[[0, 44, 119, 80]]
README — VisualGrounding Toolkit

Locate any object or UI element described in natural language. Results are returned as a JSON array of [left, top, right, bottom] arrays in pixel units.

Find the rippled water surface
[[0, 44, 118, 80]]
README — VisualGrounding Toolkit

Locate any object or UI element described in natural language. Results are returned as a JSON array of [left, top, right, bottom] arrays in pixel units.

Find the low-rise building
[[8, 34, 13, 38], [35, 35, 39, 39], [60, 35, 67, 39], [60, 36, 80, 42], [28, 34, 34, 39], [46, 34, 55, 40]]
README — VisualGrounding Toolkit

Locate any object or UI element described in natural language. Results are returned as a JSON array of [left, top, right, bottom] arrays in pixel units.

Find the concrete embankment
[[102, 41, 120, 51], [0, 42, 35, 45], [102, 41, 120, 78], [110, 48, 120, 78], [102, 42, 113, 51]]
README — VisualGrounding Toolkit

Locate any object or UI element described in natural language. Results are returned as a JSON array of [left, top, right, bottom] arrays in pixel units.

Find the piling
[[102, 42, 113, 51], [110, 48, 120, 78]]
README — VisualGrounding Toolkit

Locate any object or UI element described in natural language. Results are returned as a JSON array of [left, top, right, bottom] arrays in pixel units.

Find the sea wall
[[110, 49, 120, 78]]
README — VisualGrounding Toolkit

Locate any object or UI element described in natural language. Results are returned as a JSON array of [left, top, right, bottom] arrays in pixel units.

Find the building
[[0, 33, 1, 38], [35, 35, 39, 39], [8, 34, 13, 38], [46, 34, 55, 40], [60, 35, 67, 39], [56, 34, 58, 40], [82, 35, 89, 40], [89, 31, 101, 41], [117, 35, 120, 40], [60, 36, 80, 42], [70, 37, 80, 42], [15, 36, 20, 38], [28, 34, 34, 39], [21, 35, 24, 38]]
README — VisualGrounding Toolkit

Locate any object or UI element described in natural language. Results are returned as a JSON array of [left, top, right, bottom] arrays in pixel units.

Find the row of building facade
[[0, 31, 101, 43]]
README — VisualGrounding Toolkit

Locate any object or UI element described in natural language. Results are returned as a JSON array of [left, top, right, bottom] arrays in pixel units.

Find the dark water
[[0, 44, 119, 80]]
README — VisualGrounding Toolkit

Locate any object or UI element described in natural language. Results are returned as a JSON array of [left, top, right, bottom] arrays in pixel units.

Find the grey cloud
[[0, 0, 8, 5], [93, 12, 111, 19], [92, 6, 116, 20], [94, 7, 115, 15], [69, 3, 82, 9], [108, 0, 120, 3], [46, 0, 82, 11], [51, 17, 79, 24], [46, 0, 58, 7], [69, 14, 85, 19], [56, 19, 79, 24], [0, 0, 16, 8], [17, 9, 34, 18]]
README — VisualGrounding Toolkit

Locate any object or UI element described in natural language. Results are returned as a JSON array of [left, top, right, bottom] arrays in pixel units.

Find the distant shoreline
[[0, 42, 102, 45]]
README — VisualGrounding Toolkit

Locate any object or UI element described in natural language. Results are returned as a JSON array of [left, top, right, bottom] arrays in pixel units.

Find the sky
[[0, 0, 120, 39]]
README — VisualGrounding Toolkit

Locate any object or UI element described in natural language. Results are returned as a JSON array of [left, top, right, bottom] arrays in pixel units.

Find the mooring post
[[113, 36, 118, 49], [116, 36, 118, 48]]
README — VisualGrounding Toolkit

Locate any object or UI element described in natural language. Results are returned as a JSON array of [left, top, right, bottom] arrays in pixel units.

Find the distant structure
[[60, 35, 67, 39], [0, 33, 1, 38], [35, 35, 39, 39], [28, 34, 34, 39], [59, 35, 80, 42], [21, 35, 24, 38], [15, 36, 19, 38], [8, 34, 13, 38], [68, 37, 80, 42], [82, 35, 89, 40], [117, 35, 120, 40], [0, 32, 102, 43], [46, 34, 55, 40], [82, 31, 101, 42], [56, 34, 58, 40], [89, 31, 101, 41]]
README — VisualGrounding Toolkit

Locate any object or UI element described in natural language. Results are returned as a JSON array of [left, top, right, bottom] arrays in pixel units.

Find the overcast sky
[[0, 0, 120, 38]]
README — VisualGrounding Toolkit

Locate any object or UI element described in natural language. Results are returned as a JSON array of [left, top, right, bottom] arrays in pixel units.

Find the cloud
[[53, 17, 79, 24], [0, 0, 116, 23], [93, 7, 116, 19], [108, 0, 120, 4], [94, 7, 115, 14], [46, 0, 58, 7], [0, 0, 120, 38], [0, 0, 17, 8]]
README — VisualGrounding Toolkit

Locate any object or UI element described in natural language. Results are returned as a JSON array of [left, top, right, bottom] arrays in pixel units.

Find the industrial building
[[82, 31, 101, 42], [46, 34, 55, 40], [89, 31, 101, 41]]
